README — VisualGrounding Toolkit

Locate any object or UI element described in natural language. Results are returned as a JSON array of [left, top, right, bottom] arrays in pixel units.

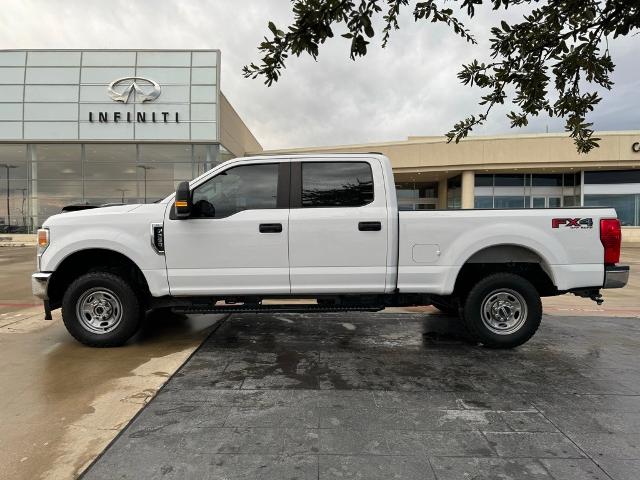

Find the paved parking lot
[[83, 312, 640, 480], [2, 245, 638, 478]]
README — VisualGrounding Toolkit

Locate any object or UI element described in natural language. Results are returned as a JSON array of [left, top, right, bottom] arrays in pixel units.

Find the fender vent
[[151, 223, 164, 253]]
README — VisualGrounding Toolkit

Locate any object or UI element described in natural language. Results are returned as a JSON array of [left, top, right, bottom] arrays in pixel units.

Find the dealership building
[[0, 49, 639, 236], [0, 49, 260, 232]]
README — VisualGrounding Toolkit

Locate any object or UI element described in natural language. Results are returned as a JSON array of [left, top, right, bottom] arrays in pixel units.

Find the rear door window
[[301, 162, 374, 208]]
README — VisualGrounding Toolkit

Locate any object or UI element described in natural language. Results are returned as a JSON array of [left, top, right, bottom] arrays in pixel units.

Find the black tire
[[62, 272, 142, 347], [462, 273, 542, 349]]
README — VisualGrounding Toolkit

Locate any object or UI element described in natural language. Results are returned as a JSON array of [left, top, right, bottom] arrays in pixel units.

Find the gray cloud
[[0, 0, 636, 149]]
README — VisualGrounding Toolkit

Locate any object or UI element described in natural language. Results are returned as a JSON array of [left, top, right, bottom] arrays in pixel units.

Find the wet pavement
[[0, 246, 40, 314], [2, 246, 639, 479], [0, 307, 224, 480], [82, 312, 640, 480]]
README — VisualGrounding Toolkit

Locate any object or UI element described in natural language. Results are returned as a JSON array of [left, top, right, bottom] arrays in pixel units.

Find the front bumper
[[32, 272, 52, 300], [603, 265, 629, 289]]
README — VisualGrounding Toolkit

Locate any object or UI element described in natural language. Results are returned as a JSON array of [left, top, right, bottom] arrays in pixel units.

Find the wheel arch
[[453, 243, 558, 297], [48, 248, 151, 311]]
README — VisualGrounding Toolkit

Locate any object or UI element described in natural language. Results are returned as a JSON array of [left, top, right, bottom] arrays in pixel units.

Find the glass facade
[[395, 181, 438, 210], [584, 169, 640, 226], [584, 194, 639, 226], [447, 176, 462, 209], [0, 143, 231, 232], [471, 169, 640, 225], [474, 173, 581, 209]]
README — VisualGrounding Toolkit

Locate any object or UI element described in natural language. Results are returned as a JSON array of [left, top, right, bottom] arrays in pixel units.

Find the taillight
[[600, 218, 621, 264]]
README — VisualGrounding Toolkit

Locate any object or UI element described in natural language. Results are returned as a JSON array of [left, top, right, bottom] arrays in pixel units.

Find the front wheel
[[462, 273, 542, 349], [62, 272, 143, 347]]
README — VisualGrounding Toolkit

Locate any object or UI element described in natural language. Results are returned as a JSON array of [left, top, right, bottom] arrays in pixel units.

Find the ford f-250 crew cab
[[32, 154, 629, 349]]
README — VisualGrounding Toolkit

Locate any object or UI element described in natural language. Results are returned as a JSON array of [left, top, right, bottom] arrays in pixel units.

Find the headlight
[[37, 228, 50, 254]]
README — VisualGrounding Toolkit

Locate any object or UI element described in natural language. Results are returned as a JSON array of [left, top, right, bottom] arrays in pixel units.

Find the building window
[[494, 196, 527, 209], [532, 174, 563, 187], [474, 174, 493, 187], [395, 181, 438, 210], [447, 175, 462, 209], [531, 197, 546, 208], [474, 171, 584, 211], [474, 196, 493, 208], [563, 172, 580, 187], [495, 174, 525, 187], [0, 142, 228, 232], [584, 194, 639, 226], [0, 145, 28, 232], [585, 170, 640, 184]]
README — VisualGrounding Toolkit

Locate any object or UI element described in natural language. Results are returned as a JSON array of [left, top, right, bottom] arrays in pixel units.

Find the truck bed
[[397, 207, 616, 294]]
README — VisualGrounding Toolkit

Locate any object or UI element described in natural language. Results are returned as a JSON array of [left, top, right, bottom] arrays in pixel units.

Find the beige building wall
[[220, 93, 262, 157], [258, 130, 640, 181]]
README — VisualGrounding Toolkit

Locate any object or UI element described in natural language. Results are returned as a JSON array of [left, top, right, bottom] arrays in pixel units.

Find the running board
[[173, 304, 385, 315]]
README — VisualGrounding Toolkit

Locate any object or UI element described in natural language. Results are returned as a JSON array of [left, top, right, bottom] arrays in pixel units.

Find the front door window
[[191, 163, 279, 218]]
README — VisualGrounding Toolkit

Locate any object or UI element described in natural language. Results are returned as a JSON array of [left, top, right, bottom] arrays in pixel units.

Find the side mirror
[[174, 181, 192, 219]]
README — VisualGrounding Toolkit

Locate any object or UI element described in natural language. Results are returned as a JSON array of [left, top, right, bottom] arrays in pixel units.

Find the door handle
[[358, 221, 382, 232], [259, 223, 283, 233]]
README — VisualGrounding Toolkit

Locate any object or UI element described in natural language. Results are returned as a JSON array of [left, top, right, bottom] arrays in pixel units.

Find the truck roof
[[239, 152, 387, 162]]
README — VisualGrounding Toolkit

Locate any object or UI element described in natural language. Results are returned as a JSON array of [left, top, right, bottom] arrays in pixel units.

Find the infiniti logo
[[107, 76, 161, 103]]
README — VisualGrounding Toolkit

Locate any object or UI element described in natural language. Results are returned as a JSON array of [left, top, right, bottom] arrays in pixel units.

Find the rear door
[[288, 159, 388, 293]]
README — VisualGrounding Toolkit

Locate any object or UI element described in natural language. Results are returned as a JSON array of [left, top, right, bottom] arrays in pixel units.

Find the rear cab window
[[301, 162, 374, 208]]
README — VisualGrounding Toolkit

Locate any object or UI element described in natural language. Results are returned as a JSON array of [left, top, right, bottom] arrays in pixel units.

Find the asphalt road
[[83, 311, 640, 480]]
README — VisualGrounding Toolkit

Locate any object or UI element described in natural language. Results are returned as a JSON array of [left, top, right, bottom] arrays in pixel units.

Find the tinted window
[[494, 196, 526, 208], [532, 174, 563, 187], [302, 162, 373, 207], [474, 196, 493, 208], [447, 175, 461, 189], [495, 174, 525, 187], [563, 173, 578, 187], [563, 195, 579, 207], [585, 170, 640, 184], [584, 194, 637, 226], [475, 174, 493, 187], [191, 163, 278, 218]]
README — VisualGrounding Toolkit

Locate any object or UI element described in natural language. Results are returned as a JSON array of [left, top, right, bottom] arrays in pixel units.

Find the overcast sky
[[1, 0, 637, 149]]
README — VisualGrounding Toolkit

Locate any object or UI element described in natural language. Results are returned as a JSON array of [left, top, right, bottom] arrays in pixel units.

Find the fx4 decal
[[552, 218, 594, 229]]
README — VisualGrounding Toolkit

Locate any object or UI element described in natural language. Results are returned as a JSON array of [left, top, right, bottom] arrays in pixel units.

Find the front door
[[288, 160, 388, 294], [163, 162, 290, 296]]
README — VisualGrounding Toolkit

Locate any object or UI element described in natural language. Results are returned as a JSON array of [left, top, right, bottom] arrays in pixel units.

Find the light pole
[[17, 187, 28, 231], [0, 164, 17, 232], [115, 188, 129, 203], [136, 165, 154, 203]]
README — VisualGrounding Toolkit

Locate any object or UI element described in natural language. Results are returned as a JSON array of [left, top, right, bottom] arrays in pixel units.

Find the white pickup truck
[[32, 153, 629, 348]]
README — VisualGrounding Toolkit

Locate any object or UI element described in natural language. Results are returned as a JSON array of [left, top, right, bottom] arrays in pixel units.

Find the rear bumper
[[32, 272, 52, 300], [603, 265, 629, 289]]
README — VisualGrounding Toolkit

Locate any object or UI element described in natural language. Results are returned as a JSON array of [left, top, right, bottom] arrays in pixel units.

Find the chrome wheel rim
[[480, 288, 528, 335], [76, 288, 123, 334]]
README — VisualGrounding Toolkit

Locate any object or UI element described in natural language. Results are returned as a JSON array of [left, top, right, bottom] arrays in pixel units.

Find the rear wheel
[[62, 272, 142, 347], [462, 273, 542, 348]]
